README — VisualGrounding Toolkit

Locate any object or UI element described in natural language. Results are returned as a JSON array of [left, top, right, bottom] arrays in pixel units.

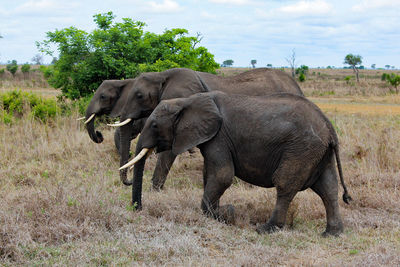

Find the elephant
[[114, 67, 303, 190], [83, 79, 147, 155], [120, 91, 352, 236]]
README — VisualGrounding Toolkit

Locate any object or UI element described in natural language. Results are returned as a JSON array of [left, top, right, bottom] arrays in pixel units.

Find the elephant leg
[[201, 154, 235, 224], [257, 158, 314, 234], [151, 150, 177, 191], [311, 160, 344, 236]]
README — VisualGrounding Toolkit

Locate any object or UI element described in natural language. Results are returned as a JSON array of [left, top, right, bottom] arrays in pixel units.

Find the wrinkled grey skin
[[84, 79, 146, 160], [133, 92, 352, 236], [119, 67, 303, 189]]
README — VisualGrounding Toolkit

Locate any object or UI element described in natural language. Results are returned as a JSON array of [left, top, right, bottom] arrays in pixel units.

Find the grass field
[[1, 68, 400, 265]]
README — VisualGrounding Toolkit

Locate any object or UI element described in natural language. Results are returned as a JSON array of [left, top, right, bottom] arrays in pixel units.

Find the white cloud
[[209, 0, 250, 5], [147, 0, 183, 13], [14, 0, 79, 16], [279, 0, 333, 16], [352, 0, 399, 11]]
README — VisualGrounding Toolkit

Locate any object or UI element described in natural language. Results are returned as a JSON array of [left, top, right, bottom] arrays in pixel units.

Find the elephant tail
[[333, 144, 352, 204]]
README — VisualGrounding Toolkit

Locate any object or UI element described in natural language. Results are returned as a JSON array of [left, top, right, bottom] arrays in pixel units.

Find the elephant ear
[[172, 94, 222, 155], [110, 80, 135, 117]]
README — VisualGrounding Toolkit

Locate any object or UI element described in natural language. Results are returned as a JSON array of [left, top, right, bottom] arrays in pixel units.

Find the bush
[[0, 90, 60, 122], [6, 60, 18, 76], [298, 73, 306, 82], [37, 12, 219, 100], [21, 64, 31, 73]]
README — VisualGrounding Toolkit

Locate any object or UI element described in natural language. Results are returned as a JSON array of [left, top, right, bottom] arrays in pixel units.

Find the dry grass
[[1, 69, 400, 265]]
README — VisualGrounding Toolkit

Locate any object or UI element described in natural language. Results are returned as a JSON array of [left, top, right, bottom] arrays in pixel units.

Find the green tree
[[6, 60, 18, 77], [371, 63, 376, 69], [344, 54, 362, 82], [222, 59, 234, 67], [266, 64, 272, 68], [37, 12, 219, 99], [296, 65, 308, 82], [21, 63, 31, 78], [250, 59, 257, 68], [385, 65, 391, 69], [382, 73, 400, 94]]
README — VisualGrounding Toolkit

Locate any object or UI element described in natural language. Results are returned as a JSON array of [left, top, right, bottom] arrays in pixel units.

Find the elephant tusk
[[107, 118, 132, 127], [84, 114, 95, 124], [76, 116, 85, 121], [119, 148, 149, 170], [129, 148, 153, 170]]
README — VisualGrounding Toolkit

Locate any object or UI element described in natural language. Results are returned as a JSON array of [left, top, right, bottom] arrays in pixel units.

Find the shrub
[[6, 60, 18, 76], [0, 69, 5, 75], [344, 76, 352, 84], [21, 64, 31, 73], [298, 73, 306, 82], [0, 90, 60, 122]]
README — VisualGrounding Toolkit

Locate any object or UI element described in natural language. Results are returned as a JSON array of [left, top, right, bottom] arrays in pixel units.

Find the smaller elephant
[[121, 91, 352, 236]]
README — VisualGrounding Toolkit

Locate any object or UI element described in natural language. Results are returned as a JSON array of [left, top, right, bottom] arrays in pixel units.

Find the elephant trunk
[[119, 122, 134, 186], [131, 139, 147, 210], [85, 115, 104, 143], [85, 101, 103, 143]]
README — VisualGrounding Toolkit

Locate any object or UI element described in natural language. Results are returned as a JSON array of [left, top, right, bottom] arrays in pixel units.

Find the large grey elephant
[[115, 67, 303, 191], [120, 91, 352, 236], [83, 79, 146, 154]]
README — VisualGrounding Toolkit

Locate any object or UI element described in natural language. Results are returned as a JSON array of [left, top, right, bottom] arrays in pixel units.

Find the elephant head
[[119, 93, 222, 207], [114, 69, 209, 184], [84, 79, 134, 143]]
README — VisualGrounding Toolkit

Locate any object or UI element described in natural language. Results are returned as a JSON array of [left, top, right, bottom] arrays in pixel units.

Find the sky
[[0, 0, 399, 68]]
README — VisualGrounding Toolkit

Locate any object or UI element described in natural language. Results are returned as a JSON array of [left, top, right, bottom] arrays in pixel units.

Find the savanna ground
[[1, 68, 400, 266]]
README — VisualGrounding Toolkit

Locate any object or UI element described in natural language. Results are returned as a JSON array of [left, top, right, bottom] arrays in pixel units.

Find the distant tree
[[359, 65, 365, 69], [382, 73, 400, 94], [385, 65, 391, 69], [285, 49, 296, 77], [326, 66, 333, 69], [266, 64, 272, 68], [371, 64, 376, 69], [21, 63, 31, 78], [250, 59, 257, 68], [6, 60, 18, 77], [344, 54, 362, 82], [296, 65, 309, 75], [32, 54, 44, 65], [391, 66, 395, 69], [222, 59, 234, 67]]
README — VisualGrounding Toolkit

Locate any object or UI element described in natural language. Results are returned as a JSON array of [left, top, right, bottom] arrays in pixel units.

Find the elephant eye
[[136, 92, 143, 99], [151, 122, 157, 129], [100, 94, 106, 100]]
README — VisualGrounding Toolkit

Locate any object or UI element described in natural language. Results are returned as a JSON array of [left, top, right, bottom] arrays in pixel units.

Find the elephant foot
[[256, 223, 282, 234], [322, 223, 343, 237], [218, 204, 235, 225], [151, 183, 163, 191]]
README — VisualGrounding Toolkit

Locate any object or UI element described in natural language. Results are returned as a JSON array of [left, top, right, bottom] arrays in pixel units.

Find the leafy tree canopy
[[344, 54, 362, 68], [37, 12, 219, 99], [221, 59, 234, 67]]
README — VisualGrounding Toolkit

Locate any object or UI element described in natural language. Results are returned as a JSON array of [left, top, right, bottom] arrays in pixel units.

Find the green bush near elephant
[[0, 90, 60, 123]]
